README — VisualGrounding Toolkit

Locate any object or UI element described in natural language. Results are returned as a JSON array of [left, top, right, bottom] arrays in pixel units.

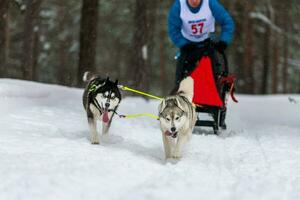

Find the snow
[[0, 79, 299, 200], [249, 12, 282, 34]]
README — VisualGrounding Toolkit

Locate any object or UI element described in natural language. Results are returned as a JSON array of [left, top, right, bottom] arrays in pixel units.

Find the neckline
[[185, 0, 204, 13]]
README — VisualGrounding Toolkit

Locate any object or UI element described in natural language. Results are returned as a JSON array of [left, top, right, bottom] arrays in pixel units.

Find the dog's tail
[[177, 77, 194, 102], [83, 71, 97, 82]]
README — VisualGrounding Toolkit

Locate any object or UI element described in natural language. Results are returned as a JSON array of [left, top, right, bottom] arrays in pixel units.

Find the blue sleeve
[[209, 0, 235, 44], [168, 0, 189, 48]]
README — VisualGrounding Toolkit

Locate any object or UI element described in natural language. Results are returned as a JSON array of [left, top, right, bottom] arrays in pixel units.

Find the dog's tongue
[[103, 111, 109, 123], [165, 131, 178, 138], [164, 131, 172, 136]]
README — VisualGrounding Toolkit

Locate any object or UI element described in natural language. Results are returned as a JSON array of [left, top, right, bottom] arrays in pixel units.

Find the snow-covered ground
[[0, 79, 299, 200]]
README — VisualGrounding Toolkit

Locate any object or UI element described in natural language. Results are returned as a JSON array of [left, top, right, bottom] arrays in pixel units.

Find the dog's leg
[[102, 120, 108, 134], [102, 122, 109, 134], [173, 131, 190, 159], [88, 116, 99, 144], [162, 133, 172, 159]]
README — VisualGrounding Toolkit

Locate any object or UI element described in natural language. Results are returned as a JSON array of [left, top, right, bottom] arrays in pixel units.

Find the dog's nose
[[105, 103, 110, 108], [171, 127, 176, 132]]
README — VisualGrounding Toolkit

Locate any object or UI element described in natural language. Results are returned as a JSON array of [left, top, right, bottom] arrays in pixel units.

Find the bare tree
[[282, 1, 290, 93], [271, 35, 279, 94], [130, 0, 150, 92], [0, 0, 9, 77], [22, 0, 41, 80], [242, 1, 255, 94], [231, 1, 246, 93], [260, 3, 272, 94], [147, 0, 159, 81], [159, 19, 167, 95], [56, 0, 73, 86], [78, 0, 99, 86]]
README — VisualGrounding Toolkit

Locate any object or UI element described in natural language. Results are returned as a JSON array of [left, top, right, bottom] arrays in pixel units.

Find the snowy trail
[[0, 79, 299, 200]]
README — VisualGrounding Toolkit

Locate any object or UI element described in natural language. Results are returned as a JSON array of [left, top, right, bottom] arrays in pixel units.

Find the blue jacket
[[168, 0, 235, 48]]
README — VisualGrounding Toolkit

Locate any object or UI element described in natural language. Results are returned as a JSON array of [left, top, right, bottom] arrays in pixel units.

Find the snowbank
[[0, 79, 299, 200]]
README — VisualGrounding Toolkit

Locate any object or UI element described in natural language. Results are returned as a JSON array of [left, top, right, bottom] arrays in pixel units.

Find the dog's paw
[[172, 155, 182, 160], [91, 139, 100, 145], [91, 142, 99, 145], [172, 153, 182, 160]]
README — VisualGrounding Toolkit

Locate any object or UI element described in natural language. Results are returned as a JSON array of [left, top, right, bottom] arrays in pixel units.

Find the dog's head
[[158, 97, 188, 138], [90, 77, 121, 111]]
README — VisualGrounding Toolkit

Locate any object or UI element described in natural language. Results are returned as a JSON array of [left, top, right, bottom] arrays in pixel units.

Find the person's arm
[[209, 0, 235, 44], [168, 0, 189, 48]]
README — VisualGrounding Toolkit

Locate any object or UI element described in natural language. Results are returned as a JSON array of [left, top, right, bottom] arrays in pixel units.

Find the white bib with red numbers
[[180, 0, 215, 42]]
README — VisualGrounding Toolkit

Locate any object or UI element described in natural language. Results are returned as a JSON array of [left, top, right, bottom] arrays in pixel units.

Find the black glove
[[214, 41, 227, 53]]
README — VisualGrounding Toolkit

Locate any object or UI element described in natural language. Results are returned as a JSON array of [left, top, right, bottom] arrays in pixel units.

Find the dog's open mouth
[[165, 131, 178, 138]]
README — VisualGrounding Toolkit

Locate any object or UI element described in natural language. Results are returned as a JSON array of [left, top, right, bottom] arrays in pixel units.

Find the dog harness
[[88, 83, 112, 123]]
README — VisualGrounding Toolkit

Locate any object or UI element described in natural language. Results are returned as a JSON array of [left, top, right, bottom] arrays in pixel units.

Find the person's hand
[[214, 41, 227, 53]]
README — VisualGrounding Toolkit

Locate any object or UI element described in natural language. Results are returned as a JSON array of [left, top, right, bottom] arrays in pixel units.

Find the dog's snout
[[105, 103, 110, 108], [171, 127, 176, 132]]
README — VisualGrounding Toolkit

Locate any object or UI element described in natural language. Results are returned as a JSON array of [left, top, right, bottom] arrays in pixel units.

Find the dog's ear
[[158, 99, 166, 114], [114, 79, 118, 85], [175, 98, 184, 111]]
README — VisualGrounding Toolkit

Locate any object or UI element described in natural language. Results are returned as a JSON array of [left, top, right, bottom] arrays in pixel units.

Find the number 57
[[191, 23, 204, 34]]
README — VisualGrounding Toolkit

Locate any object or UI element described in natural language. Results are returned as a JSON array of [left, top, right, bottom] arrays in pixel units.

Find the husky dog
[[82, 72, 121, 144], [158, 77, 196, 160]]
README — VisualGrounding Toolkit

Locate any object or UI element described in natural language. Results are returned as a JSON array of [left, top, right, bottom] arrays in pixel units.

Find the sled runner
[[190, 48, 237, 134]]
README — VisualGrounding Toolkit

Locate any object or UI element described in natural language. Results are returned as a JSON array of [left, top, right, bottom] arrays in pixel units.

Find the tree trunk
[[260, 7, 271, 94], [78, 0, 99, 86], [242, 1, 255, 94], [271, 34, 279, 94], [0, 0, 9, 77], [57, 1, 72, 86], [282, 35, 288, 93], [22, 0, 41, 81], [130, 0, 150, 92], [159, 23, 167, 95], [282, 2, 289, 93], [232, 1, 247, 93], [261, 29, 271, 94], [147, 0, 158, 91]]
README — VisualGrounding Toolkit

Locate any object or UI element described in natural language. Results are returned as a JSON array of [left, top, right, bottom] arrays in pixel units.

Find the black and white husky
[[82, 72, 121, 144], [158, 77, 196, 160]]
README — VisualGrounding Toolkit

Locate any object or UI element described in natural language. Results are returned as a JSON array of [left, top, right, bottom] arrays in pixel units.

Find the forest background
[[0, 0, 299, 95]]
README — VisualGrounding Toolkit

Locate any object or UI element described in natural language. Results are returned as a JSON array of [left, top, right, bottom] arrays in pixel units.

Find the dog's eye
[[166, 118, 171, 121], [175, 117, 180, 120]]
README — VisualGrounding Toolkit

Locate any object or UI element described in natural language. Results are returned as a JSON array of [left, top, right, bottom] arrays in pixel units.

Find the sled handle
[[220, 51, 229, 76]]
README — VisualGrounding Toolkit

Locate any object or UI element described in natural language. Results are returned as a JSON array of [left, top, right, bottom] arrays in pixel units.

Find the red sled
[[189, 53, 237, 134]]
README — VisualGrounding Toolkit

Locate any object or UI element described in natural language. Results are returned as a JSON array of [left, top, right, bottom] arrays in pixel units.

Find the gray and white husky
[[158, 77, 196, 160], [82, 72, 121, 144]]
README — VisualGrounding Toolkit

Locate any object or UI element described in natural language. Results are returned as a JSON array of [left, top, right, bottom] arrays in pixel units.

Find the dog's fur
[[82, 72, 121, 144], [158, 77, 196, 160]]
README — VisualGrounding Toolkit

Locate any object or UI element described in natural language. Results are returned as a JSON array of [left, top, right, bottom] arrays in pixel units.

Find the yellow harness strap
[[123, 113, 159, 120], [117, 85, 198, 120], [119, 85, 163, 101]]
